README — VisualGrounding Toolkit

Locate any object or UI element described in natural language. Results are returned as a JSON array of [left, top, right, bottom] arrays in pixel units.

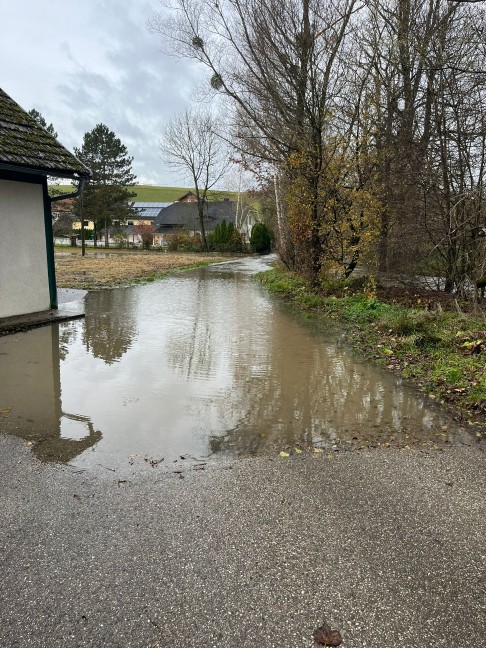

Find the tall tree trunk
[[197, 199, 208, 250], [274, 172, 294, 269]]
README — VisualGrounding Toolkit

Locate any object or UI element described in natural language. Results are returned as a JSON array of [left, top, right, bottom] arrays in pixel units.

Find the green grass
[[258, 267, 486, 428], [50, 184, 237, 202]]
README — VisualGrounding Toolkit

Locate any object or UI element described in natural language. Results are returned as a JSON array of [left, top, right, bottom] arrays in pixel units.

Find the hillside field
[[50, 184, 237, 202]]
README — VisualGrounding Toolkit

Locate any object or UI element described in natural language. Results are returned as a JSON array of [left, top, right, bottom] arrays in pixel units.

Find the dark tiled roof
[[0, 88, 90, 179], [154, 200, 236, 231]]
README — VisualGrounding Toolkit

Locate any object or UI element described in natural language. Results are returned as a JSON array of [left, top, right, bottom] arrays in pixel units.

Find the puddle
[[0, 256, 473, 468]]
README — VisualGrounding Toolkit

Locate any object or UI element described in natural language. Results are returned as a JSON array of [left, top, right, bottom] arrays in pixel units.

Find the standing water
[[0, 257, 469, 467]]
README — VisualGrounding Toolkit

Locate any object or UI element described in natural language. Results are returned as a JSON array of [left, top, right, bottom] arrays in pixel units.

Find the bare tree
[[160, 108, 229, 249], [153, 0, 486, 295], [152, 0, 361, 282], [355, 0, 486, 293]]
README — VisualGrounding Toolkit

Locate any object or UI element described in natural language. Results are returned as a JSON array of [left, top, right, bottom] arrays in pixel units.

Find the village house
[[152, 199, 237, 245], [151, 197, 258, 246], [0, 87, 90, 319], [177, 191, 197, 203], [59, 201, 171, 246], [51, 189, 252, 249]]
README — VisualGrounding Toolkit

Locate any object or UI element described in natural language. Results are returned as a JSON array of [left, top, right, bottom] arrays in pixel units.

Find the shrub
[[250, 222, 272, 253], [112, 229, 128, 248], [207, 219, 244, 252], [133, 223, 155, 250], [319, 274, 370, 297], [164, 230, 203, 252]]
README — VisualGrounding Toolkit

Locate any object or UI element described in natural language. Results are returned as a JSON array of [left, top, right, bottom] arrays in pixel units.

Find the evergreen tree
[[209, 219, 244, 252], [250, 223, 272, 254], [28, 108, 58, 139], [74, 124, 137, 247]]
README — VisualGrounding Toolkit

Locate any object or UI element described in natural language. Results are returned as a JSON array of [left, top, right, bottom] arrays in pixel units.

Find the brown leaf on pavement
[[313, 622, 343, 646]]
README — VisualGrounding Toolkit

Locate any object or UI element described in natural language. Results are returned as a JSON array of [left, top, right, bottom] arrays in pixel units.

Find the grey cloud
[[54, 1, 202, 183], [1, 0, 211, 184]]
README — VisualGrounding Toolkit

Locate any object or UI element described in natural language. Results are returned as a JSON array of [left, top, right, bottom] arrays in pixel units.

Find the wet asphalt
[[0, 434, 484, 648]]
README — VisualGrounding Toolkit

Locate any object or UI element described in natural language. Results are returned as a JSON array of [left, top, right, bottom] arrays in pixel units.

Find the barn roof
[[0, 88, 90, 180]]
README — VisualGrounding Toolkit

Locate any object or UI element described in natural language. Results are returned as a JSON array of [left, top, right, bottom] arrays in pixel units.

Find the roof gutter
[[49, 177, 87, 204]]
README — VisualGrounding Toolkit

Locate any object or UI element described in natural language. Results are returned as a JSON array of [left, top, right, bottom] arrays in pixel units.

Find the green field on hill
[[51, 184, 236, 202]]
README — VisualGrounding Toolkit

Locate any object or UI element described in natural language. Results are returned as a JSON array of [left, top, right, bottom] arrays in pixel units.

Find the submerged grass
[[55, 250, 228, 290], [258, 267, 486, 430]]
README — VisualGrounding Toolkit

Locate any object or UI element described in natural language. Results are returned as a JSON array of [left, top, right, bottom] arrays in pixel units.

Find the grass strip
[[55, 251, 228, 290], [257, 266, 486, 433]]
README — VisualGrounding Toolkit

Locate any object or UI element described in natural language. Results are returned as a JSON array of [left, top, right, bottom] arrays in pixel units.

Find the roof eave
[[0, 162, 90, 180]]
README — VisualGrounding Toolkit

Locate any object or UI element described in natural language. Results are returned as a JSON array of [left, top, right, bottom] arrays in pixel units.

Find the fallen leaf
[[294, 448, 303, 454], [279, 451, 290, 458], [313, 622, 343, 646]]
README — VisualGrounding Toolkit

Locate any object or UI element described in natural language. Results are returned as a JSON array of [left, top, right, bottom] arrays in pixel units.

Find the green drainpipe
[[42, 178, 58, 309], [45, 177, 87, 310]]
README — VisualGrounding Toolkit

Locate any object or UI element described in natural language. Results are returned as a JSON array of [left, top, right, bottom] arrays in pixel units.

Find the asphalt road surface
[[0, 434, 484, 648]]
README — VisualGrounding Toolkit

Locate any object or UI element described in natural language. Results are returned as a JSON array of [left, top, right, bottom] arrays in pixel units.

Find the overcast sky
[[0, 0, 206, 185]]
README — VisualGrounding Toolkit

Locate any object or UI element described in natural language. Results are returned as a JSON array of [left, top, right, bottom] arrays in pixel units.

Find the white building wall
[[0, 179, 51, 318]]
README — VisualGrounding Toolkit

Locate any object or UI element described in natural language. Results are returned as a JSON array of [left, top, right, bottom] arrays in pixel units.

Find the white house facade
[[0, 88, 90, 319]]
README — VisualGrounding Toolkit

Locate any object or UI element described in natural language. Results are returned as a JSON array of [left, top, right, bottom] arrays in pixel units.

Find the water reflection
[[0, 258, 470, 466], [83, 290, 138, 364], [0, 326, 101, 462]]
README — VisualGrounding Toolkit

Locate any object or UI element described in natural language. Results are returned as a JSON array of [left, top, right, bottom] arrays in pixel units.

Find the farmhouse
[[152, 198, 258, 245], [0, 88, 90, 319], [153, 199, 237, 242], [177, 191, 197, 203]]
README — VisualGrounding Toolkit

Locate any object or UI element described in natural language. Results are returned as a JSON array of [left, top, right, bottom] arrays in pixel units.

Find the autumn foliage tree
[[153, 0, 486, 296]]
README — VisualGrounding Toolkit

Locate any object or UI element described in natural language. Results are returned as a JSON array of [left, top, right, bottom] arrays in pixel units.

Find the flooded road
[[0, 256, 470, 467]]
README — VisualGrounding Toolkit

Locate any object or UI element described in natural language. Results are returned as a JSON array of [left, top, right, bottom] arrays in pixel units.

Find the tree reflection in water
[[83, 289, 138, 364], [160, 268, 455, 456], [0, 260, 466, 464]]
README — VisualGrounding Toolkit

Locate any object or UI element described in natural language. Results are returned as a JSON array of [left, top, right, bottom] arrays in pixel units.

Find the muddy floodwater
[[0, 256, 471, 467]]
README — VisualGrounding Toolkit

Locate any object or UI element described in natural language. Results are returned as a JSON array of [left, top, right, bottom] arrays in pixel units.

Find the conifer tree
[[28, 108, 58, 139], [74, 124, 137, 247]]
